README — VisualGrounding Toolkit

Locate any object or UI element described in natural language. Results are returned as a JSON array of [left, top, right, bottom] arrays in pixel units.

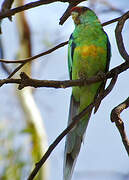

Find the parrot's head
[[70, 6, 97, 25]]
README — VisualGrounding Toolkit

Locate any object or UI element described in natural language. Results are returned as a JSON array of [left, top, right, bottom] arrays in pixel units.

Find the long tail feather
[[63, 95, 91, 180]]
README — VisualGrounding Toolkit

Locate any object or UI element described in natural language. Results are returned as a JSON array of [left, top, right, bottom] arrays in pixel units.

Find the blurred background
[[0, 0, 129, 179]]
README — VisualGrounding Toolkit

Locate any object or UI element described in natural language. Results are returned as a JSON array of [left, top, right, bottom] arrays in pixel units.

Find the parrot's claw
[[97, 71, 106, 80], [78, 72, 87, 79]]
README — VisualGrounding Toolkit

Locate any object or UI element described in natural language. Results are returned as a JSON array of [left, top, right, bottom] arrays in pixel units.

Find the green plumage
[[63, 7, 110, 180]]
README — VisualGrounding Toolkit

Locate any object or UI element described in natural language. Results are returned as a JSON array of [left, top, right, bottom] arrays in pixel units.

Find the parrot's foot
[[78, 72, 88, 79], [97, 71, 106, 80]]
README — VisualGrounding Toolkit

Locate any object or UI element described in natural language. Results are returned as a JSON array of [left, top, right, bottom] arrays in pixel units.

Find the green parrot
[[63, 6, 111, 180]]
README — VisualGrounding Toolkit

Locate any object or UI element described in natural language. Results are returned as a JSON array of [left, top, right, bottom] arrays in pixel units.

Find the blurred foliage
[[0, 125, 28, 180]]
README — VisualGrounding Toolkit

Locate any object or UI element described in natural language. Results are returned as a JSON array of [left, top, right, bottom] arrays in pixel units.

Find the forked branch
[[111, 97, 129, 156]]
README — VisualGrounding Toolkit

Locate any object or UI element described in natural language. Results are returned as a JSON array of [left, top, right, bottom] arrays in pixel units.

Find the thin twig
[[8, 63, 25, 78], [59, 1, 81, 25], [107, 61, 129, 78], [102, 16, 120, 26], [0, 0, 55, 19], [6, 41, 68, 78], [0, 41, 68, 64], [115, 11, 129, 61]]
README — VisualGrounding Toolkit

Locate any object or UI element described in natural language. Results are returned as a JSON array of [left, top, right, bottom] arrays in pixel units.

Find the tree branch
[[27, 74, 118, 180], [1, 0, 14, 21], [0, 41, 68, 64], [111, 97, 129, 155], [0, 60, 128, 89], [8, 63, 25, 78], [0, 41, 68, 79], [0, 11, 128, 79], [0, 0, 127, 26], [0, 0, 85, 20], [59, 1, 82, 25], [115, 11, 129, 62]]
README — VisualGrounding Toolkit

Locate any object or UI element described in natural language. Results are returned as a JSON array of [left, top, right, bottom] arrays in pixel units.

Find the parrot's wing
[[64, 33, 81, 180], [68, 34, 76, 79], [94, 32, 111, 113], [104, 31, 111, 73], [66, 32, 82, 159]]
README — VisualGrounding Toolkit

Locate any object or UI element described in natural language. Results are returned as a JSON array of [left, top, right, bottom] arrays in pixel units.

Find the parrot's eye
[[82, 7, 88, 12]]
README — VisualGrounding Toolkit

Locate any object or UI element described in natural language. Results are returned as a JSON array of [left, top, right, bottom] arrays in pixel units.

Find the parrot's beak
[[71, 12, 80, 24], [71, 12, 78, 21]]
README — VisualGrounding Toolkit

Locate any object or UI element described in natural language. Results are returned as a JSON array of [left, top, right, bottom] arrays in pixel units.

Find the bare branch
[[0, 72, 103, 88], [111, 97, 129, 155], [1, 0, 14, 21], [18, 71, 106, 90], [0, 41, 68, 79], [1, 0, 14, 10], [102, 16, 121, 26], [0, 41, 68, 64], [0, 0, 127, 26], [107, 61, 129, 78], [59, 1, 81, 25], [0, 61, 128, 88], [0, 0, 85, 20], [0, 0, 55, 19], [8, 63, 25, 79], [115, 11, 129, 61], [27, 103, 93, 180], [27, 75, 118, 180]]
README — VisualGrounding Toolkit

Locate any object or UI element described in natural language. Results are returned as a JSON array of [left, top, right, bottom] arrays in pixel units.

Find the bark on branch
[[115, 11, 129, 61], [0, 61, 128, 89], [111, 97, 129, 156], [1, 0, 14, 21]]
